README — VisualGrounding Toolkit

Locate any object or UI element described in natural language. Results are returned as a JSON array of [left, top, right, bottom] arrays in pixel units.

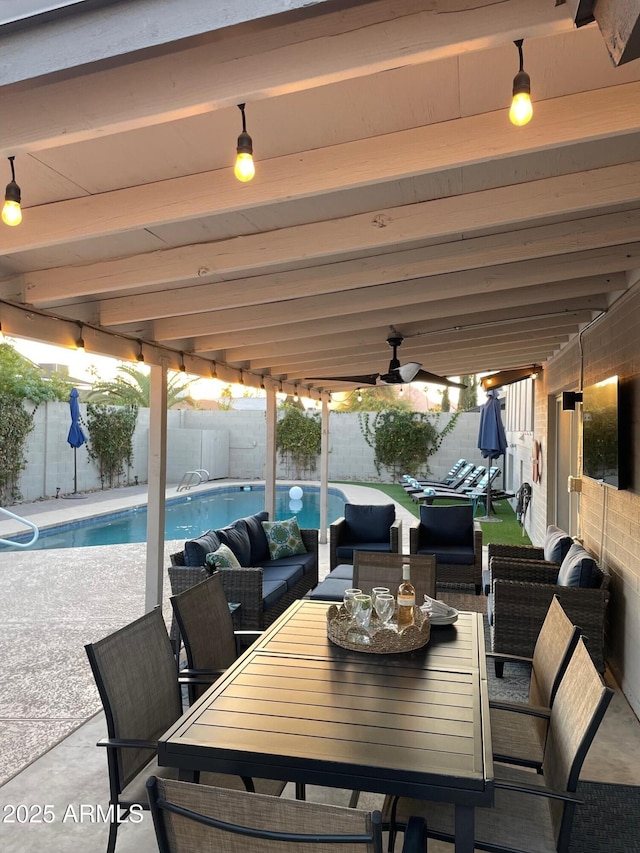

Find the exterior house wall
[[539, 281, 640, 718]]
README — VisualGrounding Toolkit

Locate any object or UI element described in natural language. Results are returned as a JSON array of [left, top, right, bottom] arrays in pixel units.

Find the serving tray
[[326, 603, 430, 653]]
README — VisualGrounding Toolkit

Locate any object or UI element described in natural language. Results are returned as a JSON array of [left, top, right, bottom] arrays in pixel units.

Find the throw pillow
[[544, 524, 573, 563], [557, 543, 602, 588], [217, 520, 252, 566], [205, 543, 242, 570], [262, 516, 307, 560]]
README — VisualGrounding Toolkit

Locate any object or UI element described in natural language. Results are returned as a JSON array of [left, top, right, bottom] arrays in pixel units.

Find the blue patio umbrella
[[66, 388, 86, 497], [477, 388, 507, 519]]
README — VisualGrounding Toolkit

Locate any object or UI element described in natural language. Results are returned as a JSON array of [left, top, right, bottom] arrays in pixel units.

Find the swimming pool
[[1, 485, 346, 551]]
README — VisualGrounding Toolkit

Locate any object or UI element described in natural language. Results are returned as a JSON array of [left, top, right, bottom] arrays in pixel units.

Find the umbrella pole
[[73, 446, 78, 494]]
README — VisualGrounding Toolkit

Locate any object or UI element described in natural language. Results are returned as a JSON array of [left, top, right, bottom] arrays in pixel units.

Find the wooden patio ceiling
[[1, 0, 640, 396]]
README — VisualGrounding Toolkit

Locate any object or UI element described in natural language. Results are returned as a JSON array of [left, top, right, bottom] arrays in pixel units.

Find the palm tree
[[87, 364, 197, 409]]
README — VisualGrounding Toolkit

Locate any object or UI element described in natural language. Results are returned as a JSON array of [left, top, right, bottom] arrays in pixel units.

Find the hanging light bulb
[[76, 325, 86, 355], [509, 39, 533, 127], [234, 103, 255, 182], [293, 386, 299, 403], [136, 340, 145, 363], [357, 388, 363, 403], [179, 352, 186, 372], [2, 156, 22, 226], [211, 361, 218, 379]]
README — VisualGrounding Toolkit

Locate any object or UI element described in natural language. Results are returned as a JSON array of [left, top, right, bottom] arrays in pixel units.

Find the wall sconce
[[2, 156, 22, 226], [509, 39, 533, 126], [562, 390, 583, 411], [234, 103, 255, 182], [136, 340, 145, 363], [481, 365, 540, 390]]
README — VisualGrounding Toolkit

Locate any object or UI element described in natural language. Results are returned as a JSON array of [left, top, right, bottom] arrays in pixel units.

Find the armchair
[[483, 523, 574, 594], [409, 503, 483, 594], [329, 503, 401, 571], [488, 543, 610, 673]]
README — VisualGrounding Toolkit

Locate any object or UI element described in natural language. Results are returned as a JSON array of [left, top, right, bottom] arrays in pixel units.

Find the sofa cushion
[[308, 576, 354, 602], [243, 511, 271, 564], [258, 552, 316, 573], [262, 516, 307, 560], [218, 520, 252, 566], [544, 525, 574, 564], [261, 579, 289, 611], [419, 504, 474, 547], [184, 529, 221, 567], [336, 542, 393, 562], [486, 593, 494, 627], [557, 544, 602, 588], [344, 504, 395, 543], [205, 543, 241, 570], [262, 563, 305, 591]]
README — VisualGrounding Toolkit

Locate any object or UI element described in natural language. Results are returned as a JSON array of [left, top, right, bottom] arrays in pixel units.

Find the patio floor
[[1, 481, 639, 852]]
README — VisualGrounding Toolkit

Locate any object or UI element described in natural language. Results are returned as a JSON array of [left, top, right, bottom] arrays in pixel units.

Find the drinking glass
[[353, 594, 373, 635], [374, 593, 395, 628], [371, 586, 390, 608], [343, 588, 362, 618]]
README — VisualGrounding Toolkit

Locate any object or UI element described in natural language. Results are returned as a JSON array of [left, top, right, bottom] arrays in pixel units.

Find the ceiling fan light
[[397, 362, 421, 382]]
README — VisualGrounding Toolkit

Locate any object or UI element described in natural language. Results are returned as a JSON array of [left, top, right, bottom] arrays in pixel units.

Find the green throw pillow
[[205, 543, 242, 569], [262, 516, 307, 560]]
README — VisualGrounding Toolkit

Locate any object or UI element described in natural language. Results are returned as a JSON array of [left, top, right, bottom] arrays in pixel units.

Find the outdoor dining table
[[158, 599, 494, 853]]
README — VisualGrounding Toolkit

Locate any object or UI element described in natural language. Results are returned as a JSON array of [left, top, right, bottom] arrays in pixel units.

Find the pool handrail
[[176, 469, 210, 492], [0, 506, 39, 547]]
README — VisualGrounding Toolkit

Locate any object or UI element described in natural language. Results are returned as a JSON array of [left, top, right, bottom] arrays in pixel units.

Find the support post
[[319, 397, 330, 544], [264, 385, 277, 518], [145, 361, 168, 612]]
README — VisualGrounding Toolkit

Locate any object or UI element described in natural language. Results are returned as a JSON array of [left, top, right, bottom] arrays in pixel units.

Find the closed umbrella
[[477, 388, 507, 521], [66, 388, 87, 499]]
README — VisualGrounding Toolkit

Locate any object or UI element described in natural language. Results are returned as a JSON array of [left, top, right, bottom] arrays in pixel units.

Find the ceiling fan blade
[[413, 369, 468, 389], [304, 374, 381, 386]]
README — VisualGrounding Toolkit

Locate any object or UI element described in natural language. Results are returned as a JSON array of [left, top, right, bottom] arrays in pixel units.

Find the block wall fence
[[16, 406, 480, 501]]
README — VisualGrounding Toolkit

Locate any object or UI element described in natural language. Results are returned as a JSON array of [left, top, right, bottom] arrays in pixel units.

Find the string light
[[211, 361, 218, 379], [234, 103, 255, 182], [2, 156, 22, 227], [136, 340, 145, 362], [179, 352, 186, 372], [509, 39, 533, 126], [357, 388, 363, 402], [293, 386, 299, 402], [76, 325, 86, 355]]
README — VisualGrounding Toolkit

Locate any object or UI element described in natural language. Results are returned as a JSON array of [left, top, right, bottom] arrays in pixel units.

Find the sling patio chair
[[382, 637, 613, 853], [488, 596, 581, 770], [400, 458, 467, 487], [170, 571, 262, 705], [146, 777, 427, 853], [85, 608, 285, 853]]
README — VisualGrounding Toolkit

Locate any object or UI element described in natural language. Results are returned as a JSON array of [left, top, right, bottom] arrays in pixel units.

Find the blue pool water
[[2, 486, 346, 551]]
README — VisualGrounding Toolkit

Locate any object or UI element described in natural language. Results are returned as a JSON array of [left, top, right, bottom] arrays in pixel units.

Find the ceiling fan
[[308, 333, 467, 389]]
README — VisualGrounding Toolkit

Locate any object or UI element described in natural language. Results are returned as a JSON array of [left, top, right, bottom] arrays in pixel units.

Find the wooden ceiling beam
[[27, 174, 640, 310], [151, 247, 636, 341], [189, 284, 615, 353], [7, 80, 640, 259], [0, 0, 571, 155]]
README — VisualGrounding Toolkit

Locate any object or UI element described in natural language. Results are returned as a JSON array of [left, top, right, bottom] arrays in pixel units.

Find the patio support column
[[319, 397, 330, 544], [145, 361, 168, 612], [264, 385, 277, 518]]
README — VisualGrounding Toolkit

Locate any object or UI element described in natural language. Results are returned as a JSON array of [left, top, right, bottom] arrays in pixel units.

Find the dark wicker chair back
[[147, 777, 427, 853], [353, 552, 436, 602]]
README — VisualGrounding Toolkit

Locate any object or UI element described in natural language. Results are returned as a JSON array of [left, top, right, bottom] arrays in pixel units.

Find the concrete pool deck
[[0, 479, 413, 788], [1, 480, 639, 852]]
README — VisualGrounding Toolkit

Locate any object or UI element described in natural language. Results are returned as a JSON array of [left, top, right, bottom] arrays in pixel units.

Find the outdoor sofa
[[169, 511, 318, 635], [486, 526, 610, 674]]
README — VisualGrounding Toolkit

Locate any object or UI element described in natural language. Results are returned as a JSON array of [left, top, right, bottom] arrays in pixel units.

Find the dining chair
[[353, 552, 436, 603], [383, 637, 613, 853], [170, 570, 261, 704], [85, 608, 285, 853], [147, 777, 427, 853], [488, 596, 581, 770]]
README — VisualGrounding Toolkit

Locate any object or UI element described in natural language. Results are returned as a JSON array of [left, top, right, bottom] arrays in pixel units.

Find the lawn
[[339, 482, 531, 547]]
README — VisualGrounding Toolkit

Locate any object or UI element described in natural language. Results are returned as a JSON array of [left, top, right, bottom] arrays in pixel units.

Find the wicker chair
[[409, 503, 483, 594], [147, 777, 427, 853], [353, 552, 436, 603], [488, 596, 581, 770], [329, 503, 401, 572], [488, 551, 610, 674], [483, 524, 574, 594], [383, 637, 613, 853], [84, 608, 284, 853]]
